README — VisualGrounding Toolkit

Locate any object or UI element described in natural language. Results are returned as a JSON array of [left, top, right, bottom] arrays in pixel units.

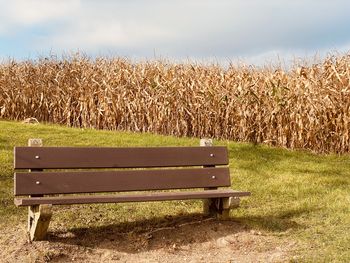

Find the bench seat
[[15, 189, 251, 206]]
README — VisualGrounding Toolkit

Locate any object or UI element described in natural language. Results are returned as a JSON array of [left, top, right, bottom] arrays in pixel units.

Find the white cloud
[[43, 20, 173, 50], [9, 0, 79, 25], [0, 0, 80, 35], [0, 0, 350, 64]]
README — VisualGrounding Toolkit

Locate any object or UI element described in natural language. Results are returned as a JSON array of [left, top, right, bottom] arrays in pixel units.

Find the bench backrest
[[14, 146, 230, 196]]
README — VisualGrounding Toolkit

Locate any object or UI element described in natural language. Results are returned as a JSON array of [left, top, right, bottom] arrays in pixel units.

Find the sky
[[0, 0, 350, 65]]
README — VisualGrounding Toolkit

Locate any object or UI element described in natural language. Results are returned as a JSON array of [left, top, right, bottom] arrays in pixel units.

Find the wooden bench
[[14, 138, 250, 241]]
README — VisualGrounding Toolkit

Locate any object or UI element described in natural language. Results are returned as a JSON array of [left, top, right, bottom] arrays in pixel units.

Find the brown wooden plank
[[14, 146, 228, 169], [14, 189, 251, 206], [15, 167, 231, 195]]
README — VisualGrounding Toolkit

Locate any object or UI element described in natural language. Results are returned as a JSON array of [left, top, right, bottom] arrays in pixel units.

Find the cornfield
[[1, 54, 350, 153]]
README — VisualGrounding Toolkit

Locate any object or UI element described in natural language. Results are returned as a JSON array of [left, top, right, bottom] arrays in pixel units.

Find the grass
[[1, 120, 349, 262]]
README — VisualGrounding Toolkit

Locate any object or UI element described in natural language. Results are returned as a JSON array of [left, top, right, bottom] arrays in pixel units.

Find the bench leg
[[28, 204, 52, 241], [203, 198, 226, 216], [204, 197, 240, 220], [203, 198, 215, 216], [217, 197, 240, 220]]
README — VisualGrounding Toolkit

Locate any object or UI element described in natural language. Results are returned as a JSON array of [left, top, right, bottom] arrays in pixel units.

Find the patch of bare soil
[[1, 215, 296, 263]]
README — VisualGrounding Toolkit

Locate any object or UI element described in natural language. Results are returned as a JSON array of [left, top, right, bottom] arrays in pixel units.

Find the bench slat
[[14, 189, 251, 206], [14, 146, 228, 169], [15, 167, 231, 195]]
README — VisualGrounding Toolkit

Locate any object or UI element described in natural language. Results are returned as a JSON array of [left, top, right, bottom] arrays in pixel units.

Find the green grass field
[[1, 120, 349, 262]]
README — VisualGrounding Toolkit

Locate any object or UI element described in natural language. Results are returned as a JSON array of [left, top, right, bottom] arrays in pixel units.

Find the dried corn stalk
[[0, 54, 349, 153]]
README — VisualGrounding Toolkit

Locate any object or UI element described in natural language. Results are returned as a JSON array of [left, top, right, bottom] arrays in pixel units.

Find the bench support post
[[217, 197, 240, 220], [28, 204, 52, 241], [200, 139, 216, 216], [204, 198, 218, 216], [27, 138, 52, 241], [200, 138, 241, 220], [205, 197, 240, 220]]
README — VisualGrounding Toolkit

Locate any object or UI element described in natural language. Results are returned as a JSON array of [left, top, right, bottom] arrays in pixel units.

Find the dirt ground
[[0, 214, 296, 263]]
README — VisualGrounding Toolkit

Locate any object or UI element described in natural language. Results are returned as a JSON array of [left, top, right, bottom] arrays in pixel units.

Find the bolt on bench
[[14, 138, 250, 241]]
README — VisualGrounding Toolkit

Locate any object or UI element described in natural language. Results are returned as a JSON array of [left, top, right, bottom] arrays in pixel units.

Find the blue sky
[[0, 0, 350, 65]]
